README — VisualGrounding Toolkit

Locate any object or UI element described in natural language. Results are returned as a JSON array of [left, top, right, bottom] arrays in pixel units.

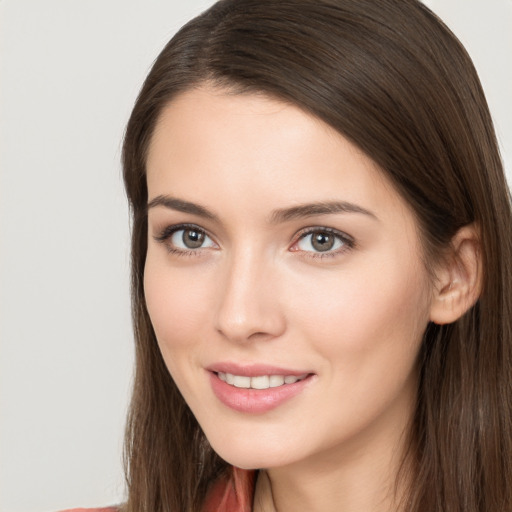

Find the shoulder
[[203, 468, 256, 512], [59, 508, 120, 512]]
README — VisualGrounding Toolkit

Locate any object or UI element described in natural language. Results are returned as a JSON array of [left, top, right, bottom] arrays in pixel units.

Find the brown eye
[[311, 232, 335, 252], [295, 229, 351, 255], [167, 226, 216, 251], [182, 228, 205, 249]]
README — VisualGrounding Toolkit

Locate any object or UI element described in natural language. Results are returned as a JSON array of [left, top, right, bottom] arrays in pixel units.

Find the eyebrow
[[147, 195, 218, 220], [270, 201, 378, 223], [147, 195, 378, 223]]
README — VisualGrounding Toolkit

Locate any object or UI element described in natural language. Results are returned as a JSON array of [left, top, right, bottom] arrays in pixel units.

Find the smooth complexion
[[144, 86, 438, 512]]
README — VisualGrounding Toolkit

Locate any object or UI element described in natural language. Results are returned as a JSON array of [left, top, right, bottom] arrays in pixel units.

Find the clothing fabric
[[61, 467, 255, 512], [203, 467, 255, 512], [60, 508, 119, 512]]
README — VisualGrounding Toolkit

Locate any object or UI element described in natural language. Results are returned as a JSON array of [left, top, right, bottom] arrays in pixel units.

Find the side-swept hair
[[122, 1, 512, 510]]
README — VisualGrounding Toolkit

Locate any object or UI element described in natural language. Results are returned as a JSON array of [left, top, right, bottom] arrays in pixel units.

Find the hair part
[[122, 1, 512, 510]]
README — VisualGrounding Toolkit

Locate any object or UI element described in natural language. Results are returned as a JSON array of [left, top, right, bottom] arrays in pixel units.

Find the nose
[[214, 249, 286, 343]]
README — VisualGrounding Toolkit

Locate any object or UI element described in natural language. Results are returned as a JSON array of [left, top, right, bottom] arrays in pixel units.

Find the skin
[[144, 85, 439, 512]]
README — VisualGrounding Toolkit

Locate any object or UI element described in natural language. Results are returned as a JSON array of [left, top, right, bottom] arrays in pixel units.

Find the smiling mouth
[[216, 372, 309, 390]]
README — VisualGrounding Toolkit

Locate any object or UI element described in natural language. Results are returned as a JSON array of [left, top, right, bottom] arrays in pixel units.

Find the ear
[[429, 224, 482, 325]]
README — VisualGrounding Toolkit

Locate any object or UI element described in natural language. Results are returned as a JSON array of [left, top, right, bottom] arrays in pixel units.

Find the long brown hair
[[121, 1, 512, 510]]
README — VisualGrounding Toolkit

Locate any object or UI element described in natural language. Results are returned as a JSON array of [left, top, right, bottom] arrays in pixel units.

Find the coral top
[[62, 467, 256, 512], [203, 467, 255, 512], [61, 509, 118, 512]]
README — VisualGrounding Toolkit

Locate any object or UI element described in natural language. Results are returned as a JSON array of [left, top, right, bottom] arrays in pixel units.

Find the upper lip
[[205, 362, 312, 377]]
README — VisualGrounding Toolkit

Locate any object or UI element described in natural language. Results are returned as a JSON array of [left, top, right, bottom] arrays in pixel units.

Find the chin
[[215, 450, 290, 471], [205, 431, 301, 470]]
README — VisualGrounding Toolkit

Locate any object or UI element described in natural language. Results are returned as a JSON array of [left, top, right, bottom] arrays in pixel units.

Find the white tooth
[[233, 375, 251, 388], [226, 373, 235, 385], [218, 372, 227, 382], [251, 375, 270, 389], [284, 375, 299, 384], [269, 375, 285, 387]]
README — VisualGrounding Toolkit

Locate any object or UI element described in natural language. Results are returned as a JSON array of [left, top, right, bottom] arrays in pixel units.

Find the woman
[[72, 0, 512, 510]]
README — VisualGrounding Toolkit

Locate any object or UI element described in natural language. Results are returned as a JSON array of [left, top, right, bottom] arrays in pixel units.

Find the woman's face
[[144, 85, 434, 470]]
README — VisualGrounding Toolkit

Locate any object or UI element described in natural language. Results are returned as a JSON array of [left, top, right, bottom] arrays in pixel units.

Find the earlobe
[[429, 224, 482, 325]]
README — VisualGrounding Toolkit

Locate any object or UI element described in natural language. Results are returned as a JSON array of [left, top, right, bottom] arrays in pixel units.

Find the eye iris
[[183, 229, 204, 249], [311, 232, 335, 252]]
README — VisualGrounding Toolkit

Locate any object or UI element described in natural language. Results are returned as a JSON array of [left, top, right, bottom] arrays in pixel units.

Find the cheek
[[289, 256, 431, 368], [285, 259, 431, 442], [143, 255, 212, 354]]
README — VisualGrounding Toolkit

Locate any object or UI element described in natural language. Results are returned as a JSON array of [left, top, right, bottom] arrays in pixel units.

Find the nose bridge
[[214, 244, 285, 342]]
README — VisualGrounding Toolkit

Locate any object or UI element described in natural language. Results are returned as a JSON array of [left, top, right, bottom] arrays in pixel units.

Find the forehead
[[148, 86, 343, 172], [146, 85, 414, 230]]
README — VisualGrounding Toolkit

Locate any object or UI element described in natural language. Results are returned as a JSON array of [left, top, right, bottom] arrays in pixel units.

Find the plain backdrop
[[1, 1, 510, 511]]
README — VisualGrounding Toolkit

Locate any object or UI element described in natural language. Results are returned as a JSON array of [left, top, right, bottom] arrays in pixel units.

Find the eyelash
[[153, 223, 355, 259], [153, 223, 216, 257], [292, 227, 355, 259]]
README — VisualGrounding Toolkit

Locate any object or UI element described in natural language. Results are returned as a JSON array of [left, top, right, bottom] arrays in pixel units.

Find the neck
[[252, 392, 415, 512], [254, 453, 411, 512]]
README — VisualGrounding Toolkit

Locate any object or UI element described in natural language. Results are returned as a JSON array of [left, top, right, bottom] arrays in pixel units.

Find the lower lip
[[209, 372, 313, 413]]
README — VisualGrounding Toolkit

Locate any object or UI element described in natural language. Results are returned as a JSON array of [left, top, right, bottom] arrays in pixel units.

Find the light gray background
[[1, 1, 510, 511]]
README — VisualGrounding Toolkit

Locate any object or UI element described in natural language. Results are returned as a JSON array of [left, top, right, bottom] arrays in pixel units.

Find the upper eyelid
[[153, 224, 218, 255], [153, 222, 213, 241], [294, 226, 354, 242], [290, 227, 355, 256], [152, 223, 354, 251]]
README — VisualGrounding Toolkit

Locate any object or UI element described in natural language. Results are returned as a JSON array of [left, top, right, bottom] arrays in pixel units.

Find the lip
[[206, 362, 310, 377], [206, 363, 314, 414]]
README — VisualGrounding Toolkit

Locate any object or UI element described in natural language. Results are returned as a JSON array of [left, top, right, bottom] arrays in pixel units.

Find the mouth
[[216, 372, 309, 390], [207, 364, 315, 413]]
